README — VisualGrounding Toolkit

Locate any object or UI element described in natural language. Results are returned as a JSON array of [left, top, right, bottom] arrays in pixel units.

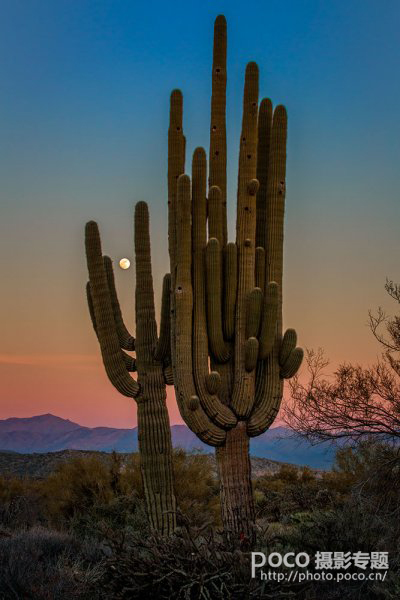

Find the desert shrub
[[41, 452, 149, 540], [0, 475, 44, 529], [279, 442, 400, 600], [38, 449, 219, 536], [43, 455, 116, 522], [172, 449, 220, 527], [254, 465, 328, 521], [99, 526, 308, 600], [0, 526, 104, 599]]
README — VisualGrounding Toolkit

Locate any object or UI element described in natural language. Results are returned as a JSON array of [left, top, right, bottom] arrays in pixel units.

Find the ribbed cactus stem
[[154, 273, 172, 362], [174, 175, 228, 444], [103, 256, 135, 350], [137, 395, 176, 535], [188, 395, 200, 411], [245, 337, 259, 372], [255, 247, 265, 291], [85, 222, 140, 398], [166, 15, 304, 544], [232, 62, 259, 419], [209, 14, 227, 247], [245, 288, 263, 339], [86, 281, 97, 334], [223, 243, 237, 340], [206, 371, 221, 395], [256, 98, 273, 250], [168, 89, 185, 292], [208, 186, 224, 244], [265, 105, 287, 335], [134, 202, 159, 365], [85, 204, 178, 535], [191, 149, 237, 431], [280, 347, 304, 379], [259, 282, 279, 359], [163, 365, 174, 385], [279, 328, 297, 366], [206, 238, 231, 363], [121, 351, 137, 372]]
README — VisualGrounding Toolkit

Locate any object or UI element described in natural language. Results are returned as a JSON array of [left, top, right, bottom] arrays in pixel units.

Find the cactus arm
[[247, 375, 283, 436], [191, 149, 237, 429], [223, 242, 237, 340], [245, 287, 263, 339], [206, 238, 231, 363], [249, 106, 304, 435], [258, 281, 279, 359], [174, 174, 227, 445], [168, 89, 186, 290], [245, 337, 259, 372], [134, 202, 160, 367], [86, 281, 98, 335], [208, 186, 224, 244], [163, 364, 174, 385], [121, 351, 137, 372], [279, 328, 297, 365], [168, 98, 225, 440], [168, 88, 185, 405], [280, 347, 304, 378], [231, 62, 259, 418], [86, 279, 137, 374], [255, 246, 265, 291], [256, 98, 273, 250], [85, 221, 140, 398], [103, 256, 135, 350], [209, 14, 227, 247], [265, 105, 287, 327], [154, 273, 172, 362]]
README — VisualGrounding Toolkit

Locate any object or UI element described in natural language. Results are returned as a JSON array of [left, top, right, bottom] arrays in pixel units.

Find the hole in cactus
[[247, 154, 251, 159], [177, 286, 182, 292], [242, 137, 246, 142], [212, 125, 217, 131], [244, 206, 249, 211], [215, 150, 219, 156], [215, 68, 221, 73], [176, 126, 181, 131]]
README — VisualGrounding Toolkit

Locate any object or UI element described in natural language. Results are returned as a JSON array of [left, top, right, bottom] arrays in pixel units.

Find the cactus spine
[[85, 202, 176, 535], [168, 15, 303, 542]]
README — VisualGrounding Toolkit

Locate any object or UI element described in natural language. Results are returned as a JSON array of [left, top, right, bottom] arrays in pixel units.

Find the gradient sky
[[1, 0, 399, 428]]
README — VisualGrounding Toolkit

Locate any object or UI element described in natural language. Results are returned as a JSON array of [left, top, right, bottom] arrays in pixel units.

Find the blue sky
[[1, 0, 399, 425]]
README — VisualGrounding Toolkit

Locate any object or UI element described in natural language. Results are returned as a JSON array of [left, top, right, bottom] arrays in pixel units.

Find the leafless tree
[[284, 280, 400, 444]]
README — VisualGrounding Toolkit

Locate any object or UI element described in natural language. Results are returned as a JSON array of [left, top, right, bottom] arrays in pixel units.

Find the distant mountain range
[[0, 414, 336, 468]]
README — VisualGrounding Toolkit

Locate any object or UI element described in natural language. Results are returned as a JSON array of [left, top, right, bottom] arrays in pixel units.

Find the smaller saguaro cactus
[[85, 202, 176, 535], [167, 15, 303, 542]]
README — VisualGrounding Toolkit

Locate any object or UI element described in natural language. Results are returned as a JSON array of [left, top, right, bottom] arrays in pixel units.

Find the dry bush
[[0, 526, 103, 600]]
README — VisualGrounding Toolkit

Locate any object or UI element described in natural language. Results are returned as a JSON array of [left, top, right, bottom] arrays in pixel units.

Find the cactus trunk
[[216, 422, 255, 544], [85, 203, 177, 535], [166, 15, 304, 543], [137, 389, 176, 535]]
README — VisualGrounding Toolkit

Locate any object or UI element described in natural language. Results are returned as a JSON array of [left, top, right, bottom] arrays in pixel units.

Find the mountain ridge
[[0, 414, 335, 468]]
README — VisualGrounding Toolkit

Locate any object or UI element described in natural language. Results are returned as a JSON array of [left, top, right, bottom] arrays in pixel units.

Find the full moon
[[119, 258, 131, 270]]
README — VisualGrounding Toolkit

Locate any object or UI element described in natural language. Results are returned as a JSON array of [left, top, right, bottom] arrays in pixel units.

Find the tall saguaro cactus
[[167, 15, 303, 541], [85, 202, 176, 535]]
